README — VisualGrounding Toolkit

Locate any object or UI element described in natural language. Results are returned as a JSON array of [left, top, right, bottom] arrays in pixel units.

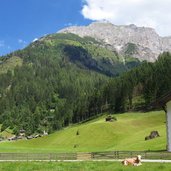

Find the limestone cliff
[[59, 22, 171, 62]]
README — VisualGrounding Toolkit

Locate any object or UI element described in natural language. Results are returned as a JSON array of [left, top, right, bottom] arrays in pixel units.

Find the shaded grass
[[0, 161, 171, 171], [0, 111, 166, 153]]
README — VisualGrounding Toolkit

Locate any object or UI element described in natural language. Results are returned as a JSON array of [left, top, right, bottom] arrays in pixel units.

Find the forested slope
[[0, 33, 140, 135], [105, 52, 171, 112]]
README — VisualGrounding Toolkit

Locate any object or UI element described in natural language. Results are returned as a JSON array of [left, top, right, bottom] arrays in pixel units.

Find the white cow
[[122, 155, 142, 166]]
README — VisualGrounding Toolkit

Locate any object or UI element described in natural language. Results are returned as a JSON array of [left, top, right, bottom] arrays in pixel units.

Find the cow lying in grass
[[122, 155, 142, 166]]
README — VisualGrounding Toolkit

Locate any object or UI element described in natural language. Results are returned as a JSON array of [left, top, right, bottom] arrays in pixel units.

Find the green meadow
[[0, 111, 166, 153], [0, 161, 171, 171]]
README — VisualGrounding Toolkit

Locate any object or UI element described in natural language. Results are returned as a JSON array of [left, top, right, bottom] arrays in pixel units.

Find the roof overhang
[[150, 91, 171, 108]]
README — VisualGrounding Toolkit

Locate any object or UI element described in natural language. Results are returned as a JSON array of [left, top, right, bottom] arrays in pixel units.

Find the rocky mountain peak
[[59, 22, 171, 62]]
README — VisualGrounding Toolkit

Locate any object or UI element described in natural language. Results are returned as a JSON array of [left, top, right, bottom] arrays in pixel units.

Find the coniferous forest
[[0, 33, 171, 135]]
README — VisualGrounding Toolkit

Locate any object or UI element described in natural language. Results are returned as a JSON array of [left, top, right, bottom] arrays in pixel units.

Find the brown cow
[[122, 155, 142, 166]]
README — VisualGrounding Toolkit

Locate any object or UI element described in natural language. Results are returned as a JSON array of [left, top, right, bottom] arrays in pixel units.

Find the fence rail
[[0, 151, 170, 161], [92, 151, 171, 160], [0, 153, 77, 161]]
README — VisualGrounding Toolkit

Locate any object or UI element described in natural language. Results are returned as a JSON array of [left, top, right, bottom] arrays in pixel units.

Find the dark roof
[[151, 91, 171, 108], [19, 129, 25, 133]]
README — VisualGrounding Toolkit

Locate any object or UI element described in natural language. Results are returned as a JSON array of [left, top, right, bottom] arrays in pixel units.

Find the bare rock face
[[59, 22, 171, 62]]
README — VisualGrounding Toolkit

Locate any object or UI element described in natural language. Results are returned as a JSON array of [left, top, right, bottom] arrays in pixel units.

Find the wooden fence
[[92, 151, 171, 160], [0, 151, 170, 161], [0, 153, 77, 161]]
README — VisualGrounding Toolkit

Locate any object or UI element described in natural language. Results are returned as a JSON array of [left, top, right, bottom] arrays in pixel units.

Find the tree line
[[105, 52, 171, 113]]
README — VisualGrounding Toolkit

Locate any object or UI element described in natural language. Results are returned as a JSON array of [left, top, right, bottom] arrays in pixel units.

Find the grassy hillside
[[0, 111, 166, 153]]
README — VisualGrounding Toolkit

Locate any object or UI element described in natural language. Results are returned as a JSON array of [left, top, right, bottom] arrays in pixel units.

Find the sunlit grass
[[0, 111, 166, 153], [0, 161, 171, 171]]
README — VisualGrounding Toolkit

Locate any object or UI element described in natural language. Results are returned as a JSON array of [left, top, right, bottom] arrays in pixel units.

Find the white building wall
[[166, 101, 171, 152]]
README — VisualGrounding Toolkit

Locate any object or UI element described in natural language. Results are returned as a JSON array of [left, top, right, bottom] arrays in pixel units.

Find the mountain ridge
[[59, 22, 171, 62], [0, 26, 171, 136]]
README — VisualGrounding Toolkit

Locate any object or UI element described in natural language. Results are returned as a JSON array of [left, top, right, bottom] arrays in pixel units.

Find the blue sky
[[1, 0, 171, 56], [0, 0, 92, 56]]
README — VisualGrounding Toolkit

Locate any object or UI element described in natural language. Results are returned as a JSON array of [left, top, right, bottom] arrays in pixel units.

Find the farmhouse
[[152, 91, 171, 152]]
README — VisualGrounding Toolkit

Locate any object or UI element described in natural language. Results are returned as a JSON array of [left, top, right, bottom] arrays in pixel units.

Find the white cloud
[[18, 39, 27, 47], [0, 41, 11, 50], [64, 23, 73, 27], [81, 0, 171, 36], [18, 39, 26, 44], [0, 41, 5, 47], [64, 23, 78, 27], [7, 46, 11, 49]]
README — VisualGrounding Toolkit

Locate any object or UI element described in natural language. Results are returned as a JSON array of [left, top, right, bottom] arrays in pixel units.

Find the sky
[[0, 0, 91, 56], [0, 0, 171, 56]]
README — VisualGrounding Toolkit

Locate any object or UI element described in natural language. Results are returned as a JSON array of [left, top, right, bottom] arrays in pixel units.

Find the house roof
[[151, 91, 171, 108]]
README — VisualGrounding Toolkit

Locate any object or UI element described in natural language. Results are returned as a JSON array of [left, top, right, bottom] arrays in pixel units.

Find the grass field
[[0, 111, 166, 153], [0, 161, 171, 171]]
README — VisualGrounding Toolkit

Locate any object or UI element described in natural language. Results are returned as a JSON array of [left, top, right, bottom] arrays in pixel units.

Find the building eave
[[150, 91, 171, 108]]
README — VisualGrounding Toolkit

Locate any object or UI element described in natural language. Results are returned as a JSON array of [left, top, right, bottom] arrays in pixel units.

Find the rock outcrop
[[59, 22, 171, 62]]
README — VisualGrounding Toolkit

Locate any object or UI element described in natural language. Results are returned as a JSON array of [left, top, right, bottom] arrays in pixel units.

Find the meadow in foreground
[[0, 161, 170, 171]]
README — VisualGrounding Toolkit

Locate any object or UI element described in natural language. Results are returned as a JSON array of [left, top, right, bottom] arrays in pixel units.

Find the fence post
[[115, 151, 117, 159], [116, 151, 119, 159], [114, 151, 116, 159], [160, 152, 163, 159], [144, 151, 146, 159], [49, 153, 52, 161], [91, 152, 93, 159], [130, 151, 133, 157]]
